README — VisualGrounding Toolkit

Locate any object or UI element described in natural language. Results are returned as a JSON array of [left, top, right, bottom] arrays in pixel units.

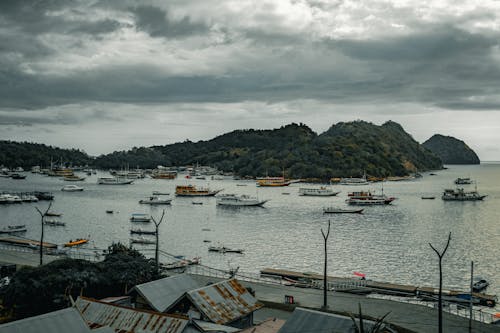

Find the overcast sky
[[1, 0, 500, 159]]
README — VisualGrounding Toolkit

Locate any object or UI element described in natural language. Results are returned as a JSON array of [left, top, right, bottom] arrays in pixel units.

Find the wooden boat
[[130, 237, 155, 245], [442, 188, 486, 201], [323, 208, 364, 214], [256, 176, 291, 187], [64, 238, 89, 247], [130, 228, 157, 235], [63, 175, 86, 181], [0, 225, 27, 234], [106, 210, 114, 214], [455, 177, 472, 185], [175, 185, 221, 197], [346, 191, 396, 205], [61, 185, 84, 192], [421, 196, 436, 200], [216, 194, 268, 207], [192, 201, 203, 205], [299, 187, 340, 196], [97, 177, 133, 185], [152, 191, 170, 195], [45, 212, 62, 217], [150, 170, 177, 179], [208, 246, 244, 254], [44, 219, 66, 226], [161, 256, 201, 270]]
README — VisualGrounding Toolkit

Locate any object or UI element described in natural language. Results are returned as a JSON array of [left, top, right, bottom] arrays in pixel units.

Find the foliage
[[423, 134, 480, 164], [1, 243, 160, 320], [348, 303, 391, 333]]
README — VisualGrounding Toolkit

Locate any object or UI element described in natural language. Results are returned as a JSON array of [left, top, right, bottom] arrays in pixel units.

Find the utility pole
[[469, 261, 474, 333], [35, 202, 52, 266], [321, 220, 331, 310], [429, 232, 451, 333], [151, 209, 165, 273]]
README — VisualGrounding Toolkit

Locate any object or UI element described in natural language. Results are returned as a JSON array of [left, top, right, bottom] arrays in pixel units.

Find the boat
[[10, 173, 26, 180], [216, 194, 268, 207], [208, 246, 244, 254], [64, 238, 89, 247], [299, 187, 340, 196], [346, 191, 396, 205], [421, 196, 436, 200], [323, 207, 364, 214], [192, 201, 203, 205], [0, 225, 27, 234], [339, 172, 369, 185], [175, 185, 221, 197], [256, 176, 291, 187], [61, 185, 84, 192], [442, 188, 486, 201], [97, 177, 134, 185], [45, 212, 62, 217], [130, 237, 155, 245], [152, 191, 170, 195], [130, 228, 157, 235], [161, 256, 201, 270], [473, 277, 489, 292], [63, 175, 86, 181], [455, 177, 472, 185], [139, 195, 172, 205], [113, 170, 145, 179], [44, 219, 66, 226], [33, 191, 54, 200], [130, 213, 151, 222], [106, 210, 114, 214], [150, 170, 177, 179]]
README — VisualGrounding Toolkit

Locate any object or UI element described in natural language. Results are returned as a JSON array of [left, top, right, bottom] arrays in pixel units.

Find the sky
[[1, 0, 500, 159]]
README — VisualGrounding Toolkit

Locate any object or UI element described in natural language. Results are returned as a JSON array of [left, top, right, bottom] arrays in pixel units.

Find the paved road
[[190, 274, 500, 333]]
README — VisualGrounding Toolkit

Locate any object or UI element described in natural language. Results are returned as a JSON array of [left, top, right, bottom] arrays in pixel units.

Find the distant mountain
[[95, 120, 442, 178], [0, 141, 91, 169], [422, 134, 480, 164]]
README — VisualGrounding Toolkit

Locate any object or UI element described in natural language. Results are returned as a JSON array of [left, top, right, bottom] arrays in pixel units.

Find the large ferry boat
[[216, 194, 268, 206], [175, 185, 221, 196], [442, 188, 486, 201], [299, 187, 340, 196], [256, 176, 291, 187]]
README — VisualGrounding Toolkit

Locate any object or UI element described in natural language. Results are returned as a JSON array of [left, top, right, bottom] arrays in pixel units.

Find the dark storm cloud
[[130, 5, 207, 38]]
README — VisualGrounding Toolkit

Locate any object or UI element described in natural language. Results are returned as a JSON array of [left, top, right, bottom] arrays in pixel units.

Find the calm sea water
[[1, 164, 499, 298]]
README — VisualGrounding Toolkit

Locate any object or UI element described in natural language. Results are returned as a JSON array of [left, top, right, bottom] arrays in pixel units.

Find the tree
[[34, 202, 52, 266], [429, 232, 452, 333], [321, 220, 331, 310]]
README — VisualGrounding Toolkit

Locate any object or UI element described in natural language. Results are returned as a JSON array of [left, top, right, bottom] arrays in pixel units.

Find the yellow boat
[[64, 238, 89, 247], [256, 176, 291, 187], [175, 185, 221, 196]]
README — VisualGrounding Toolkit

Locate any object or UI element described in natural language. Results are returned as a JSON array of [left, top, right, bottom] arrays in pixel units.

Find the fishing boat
[[44, 219, 66, 226], [175, 185, 221, 197], [130, 237, 155, 245], [346, 191, 396, 205], [130, 228, 157, 235], [421, 196, 436, 200], [161, 256, 201, 270], [63, 175, 86, 181], [256, 176, 291, 187], [139, 195, 172, 205], [442, 188, 486, 201], [216, 194, 268, 207], [64, 238, 89, 247], [0, 225, 27, 234], [97, 177, 134, 185], [323, 207, 364, 214], [454, 177, 472, 185], [208, 246, 244, 254], [130, 213, 151, 222], [299, 187, 340, 196], [61, 185, 84, 192]]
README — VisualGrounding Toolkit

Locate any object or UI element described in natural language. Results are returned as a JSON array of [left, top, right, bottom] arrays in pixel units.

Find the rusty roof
[[0, 308, 91, 333], [186, 279, 263, 325], [75, 296, 189, 333]]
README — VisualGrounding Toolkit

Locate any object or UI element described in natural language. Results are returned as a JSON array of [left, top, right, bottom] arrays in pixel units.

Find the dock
[[260, 268, 497, 306]]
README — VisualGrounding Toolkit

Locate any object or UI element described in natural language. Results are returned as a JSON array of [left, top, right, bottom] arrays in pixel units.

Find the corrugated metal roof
[[0, 308, 91, 333], [91, 326, 115, 333], [75, 296, 189, 333], [277, 308, 396, 333], [239, 318, 285, 333], [133, 274, 202, 312], [187, 279, 263, 325], [192, 319, 241, 332]]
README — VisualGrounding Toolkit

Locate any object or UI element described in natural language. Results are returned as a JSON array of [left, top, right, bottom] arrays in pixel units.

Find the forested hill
[[0, 141, 91, 169], [423, 134, 480, 164], [94, 121, 443, 178]]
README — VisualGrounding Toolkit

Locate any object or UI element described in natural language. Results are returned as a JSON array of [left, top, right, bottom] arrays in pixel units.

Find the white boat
[[442, 188, 486, 201], [473, 277, 489, 292], [139, 195, 172, 205], [299, 187, 340, 196], [454, 177, 473, 185], [216, 194, 268, 207], [339, 176, 369, 185], [61, 185, 84, 192], [346, 198, 389, 205], [130, 213, 151, 222], [97, 177, 134, 185], [346, 191, 396, 205]]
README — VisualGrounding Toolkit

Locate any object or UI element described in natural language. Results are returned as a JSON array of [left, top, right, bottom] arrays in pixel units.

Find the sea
[[1, 164, 499, 299]]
